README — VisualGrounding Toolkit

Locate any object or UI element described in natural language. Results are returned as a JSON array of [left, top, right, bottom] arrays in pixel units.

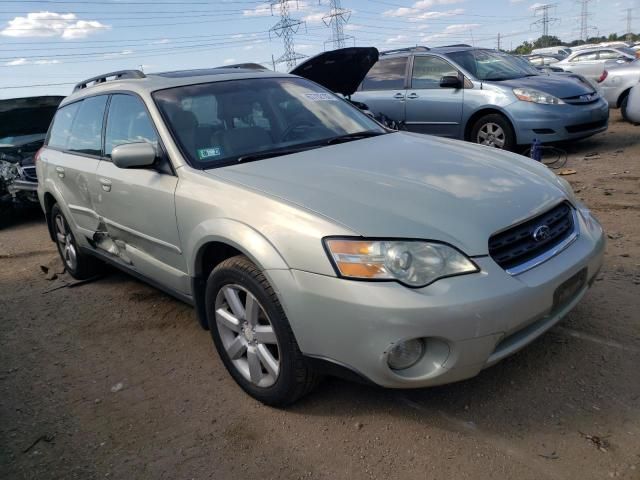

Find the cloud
[[383, 0, 463, 18], [1, 11, 109, 39], [223, 58, 236, 64], [243, 1, 313, 17], [4, 57, 60, 66]]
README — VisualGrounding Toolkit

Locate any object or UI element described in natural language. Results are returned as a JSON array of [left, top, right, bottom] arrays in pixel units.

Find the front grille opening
[[566, 119, 607, 134], [489, 202, 574, 271], [533, 128, 556, 135]]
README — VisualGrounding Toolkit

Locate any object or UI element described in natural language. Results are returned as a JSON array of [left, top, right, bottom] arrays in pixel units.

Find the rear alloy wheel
[[205, 255, 318, 406], [471, 114, 515, 151], [50, 203, 101, 279]]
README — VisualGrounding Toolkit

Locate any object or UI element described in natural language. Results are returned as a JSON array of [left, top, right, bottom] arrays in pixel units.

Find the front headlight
[[324, 238, 479, 288], [513, 87, 564, 105]]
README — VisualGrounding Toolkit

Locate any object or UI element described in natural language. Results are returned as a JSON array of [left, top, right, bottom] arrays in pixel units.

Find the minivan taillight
[[598, 70, 608, 83], [33, 147, 44, 164]]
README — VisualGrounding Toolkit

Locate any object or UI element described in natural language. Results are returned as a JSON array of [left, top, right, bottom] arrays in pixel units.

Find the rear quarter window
[[47, 102, 81, 149]]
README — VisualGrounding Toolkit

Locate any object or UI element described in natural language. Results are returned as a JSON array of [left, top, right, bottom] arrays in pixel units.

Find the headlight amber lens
[[324, 239, 479, 287]]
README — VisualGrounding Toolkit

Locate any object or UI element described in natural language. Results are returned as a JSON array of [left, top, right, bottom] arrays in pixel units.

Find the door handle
[[99, 178, 112, 192], [407, 93, 419, 99], [55, 166, 65, 178], [393, 92, 405, 99]]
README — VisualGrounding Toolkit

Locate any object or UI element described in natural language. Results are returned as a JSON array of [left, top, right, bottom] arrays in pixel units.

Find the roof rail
[[437, 44, 472, 48], [217, 62, 267, 70], [380, 46, 430, 55], [73, 70, 146, 92]]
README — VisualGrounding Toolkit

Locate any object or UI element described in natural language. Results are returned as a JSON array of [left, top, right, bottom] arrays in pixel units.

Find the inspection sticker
[[197, 147, 222, 160], [304, 93, 338, 102]]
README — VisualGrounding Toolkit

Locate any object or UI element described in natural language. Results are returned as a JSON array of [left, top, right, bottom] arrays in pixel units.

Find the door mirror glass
[[440, 76, 462, 89], [112, 142, 156, 169]]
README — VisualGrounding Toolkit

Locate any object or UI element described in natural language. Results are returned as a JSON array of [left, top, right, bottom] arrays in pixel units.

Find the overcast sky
[[1, 0, 638, 99]]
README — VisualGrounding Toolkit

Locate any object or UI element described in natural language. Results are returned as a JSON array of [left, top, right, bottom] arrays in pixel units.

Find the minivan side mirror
[[440, 76, 462, 89], [111, 142, 157, 169]]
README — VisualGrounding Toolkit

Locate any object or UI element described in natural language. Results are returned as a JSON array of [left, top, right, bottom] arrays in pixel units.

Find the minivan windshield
[[448, 50, 540, 81], [153, 77, 386, 168]]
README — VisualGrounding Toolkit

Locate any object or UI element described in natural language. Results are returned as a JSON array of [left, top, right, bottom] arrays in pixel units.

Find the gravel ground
[[1, 111, 639, 480]]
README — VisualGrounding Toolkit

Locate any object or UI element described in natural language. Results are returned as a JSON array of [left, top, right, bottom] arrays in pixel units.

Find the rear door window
[[105, 94, 158, 157], [361, 57, 408, 90], [573, 52, 597, 62], [48, 102, 81, 150], [411, 56, 459, 89], [66, 95, 108, 156]]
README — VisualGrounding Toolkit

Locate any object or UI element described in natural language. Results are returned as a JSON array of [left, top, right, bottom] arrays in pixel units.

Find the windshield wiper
[[326, 130, 386, 145], [236, 146, 311, 164]]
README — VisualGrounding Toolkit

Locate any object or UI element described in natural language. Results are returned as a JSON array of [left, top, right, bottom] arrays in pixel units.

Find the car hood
[[206, 133, 569, 255], [0, 96, 64, 139], [290, 47, 379, 96], [488, 74, 594, 98]]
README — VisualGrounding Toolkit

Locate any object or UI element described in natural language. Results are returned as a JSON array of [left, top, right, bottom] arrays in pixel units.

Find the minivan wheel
[[205, 255, 318, 406], [470, 114, 515, 150], [51, 203, 101, 280]]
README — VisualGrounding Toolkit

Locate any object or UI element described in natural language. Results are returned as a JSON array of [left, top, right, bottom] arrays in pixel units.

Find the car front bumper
[[510, 98, 609, 145], [268, 209, 605, 388]]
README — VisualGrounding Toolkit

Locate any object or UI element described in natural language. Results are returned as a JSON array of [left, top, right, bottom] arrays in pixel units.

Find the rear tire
[[50, 203, 101, 280], [470, 114, 516, 151], [205, 255, 318, 406]]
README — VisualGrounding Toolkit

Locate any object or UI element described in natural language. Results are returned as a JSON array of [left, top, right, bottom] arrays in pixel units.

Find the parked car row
[[293, 46, 609, 151]]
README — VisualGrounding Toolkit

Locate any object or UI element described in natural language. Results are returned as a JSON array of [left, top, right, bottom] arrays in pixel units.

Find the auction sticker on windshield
[[304, 93, 338, 102], [197, 147, 223, 160]]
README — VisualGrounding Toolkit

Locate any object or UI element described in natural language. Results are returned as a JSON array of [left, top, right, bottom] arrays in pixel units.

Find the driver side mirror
[[440, 76, 462, 89], [112, 142, 157, 169]]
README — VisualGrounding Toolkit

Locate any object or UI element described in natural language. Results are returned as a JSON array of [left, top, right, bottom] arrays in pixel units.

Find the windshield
[[153, 77, 386, 168], [448, 50, 540, 81]]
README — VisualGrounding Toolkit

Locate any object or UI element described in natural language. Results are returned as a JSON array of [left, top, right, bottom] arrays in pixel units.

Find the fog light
[[387, 339, 424, 370]]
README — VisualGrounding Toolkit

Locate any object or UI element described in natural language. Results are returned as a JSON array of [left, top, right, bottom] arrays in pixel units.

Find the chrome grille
[[489, 202, 575, 273]]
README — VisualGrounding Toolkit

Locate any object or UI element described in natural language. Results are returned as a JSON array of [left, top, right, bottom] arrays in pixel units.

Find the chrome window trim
[[506, 209, 580, 276]]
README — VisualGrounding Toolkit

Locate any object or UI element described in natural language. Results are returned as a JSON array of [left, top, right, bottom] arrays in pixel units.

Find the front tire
[[50, 203, 101, 280], [620, 94, 629, 122], [470, 114, 515, 151], [205, 255, 318, 406]]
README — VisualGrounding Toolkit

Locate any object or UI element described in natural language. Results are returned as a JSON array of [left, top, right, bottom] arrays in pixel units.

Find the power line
[[321, 0, 353, 49], [576, 0, 596, 42], [269, 0, 306, 68], [531, 3, 558, 39], [624, 8, 633, 42]]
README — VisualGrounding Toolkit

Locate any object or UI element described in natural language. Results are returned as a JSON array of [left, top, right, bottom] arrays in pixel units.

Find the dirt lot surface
[[1, 111, 639, 480]]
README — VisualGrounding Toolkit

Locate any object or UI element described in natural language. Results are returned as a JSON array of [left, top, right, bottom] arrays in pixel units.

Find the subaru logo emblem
[[533, 225, 551, 242]]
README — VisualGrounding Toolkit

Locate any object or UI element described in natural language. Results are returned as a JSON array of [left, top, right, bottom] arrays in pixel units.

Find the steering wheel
[[280, 113, 317, 141]]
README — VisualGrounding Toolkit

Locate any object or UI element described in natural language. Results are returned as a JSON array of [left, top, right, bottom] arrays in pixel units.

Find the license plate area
[[553, 268, 587, 312]]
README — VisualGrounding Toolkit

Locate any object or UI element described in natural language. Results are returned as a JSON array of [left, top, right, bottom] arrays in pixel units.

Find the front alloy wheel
[[215, 284, 280, 388], [205, 255, 318, 406], [477, 122, 506, 148]]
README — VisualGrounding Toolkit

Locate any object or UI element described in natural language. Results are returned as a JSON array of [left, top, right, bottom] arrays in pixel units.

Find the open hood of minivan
[[0, 96, 64, 140], [290, 47, 379, 96]]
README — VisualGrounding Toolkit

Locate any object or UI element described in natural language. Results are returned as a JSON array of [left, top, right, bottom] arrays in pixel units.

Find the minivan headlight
[[513, 88, 564, 105], [324, 239, 479, 288]]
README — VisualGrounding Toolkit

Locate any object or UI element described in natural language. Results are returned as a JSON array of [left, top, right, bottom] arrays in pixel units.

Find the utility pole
[[269, 0, 306, 69], [321, 0, 353, 49], [531, 3, 558, 45], [625, 8, 633, 42], [577, 0, 594, 42], [497, 32, 501, 51]]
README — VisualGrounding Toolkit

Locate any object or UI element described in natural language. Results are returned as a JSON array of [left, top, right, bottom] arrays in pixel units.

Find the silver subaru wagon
[[37, 67, 605, 406]]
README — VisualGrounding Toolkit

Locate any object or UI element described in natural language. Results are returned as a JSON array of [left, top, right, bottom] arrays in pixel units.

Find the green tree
[[533, 35, 562, 49]]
